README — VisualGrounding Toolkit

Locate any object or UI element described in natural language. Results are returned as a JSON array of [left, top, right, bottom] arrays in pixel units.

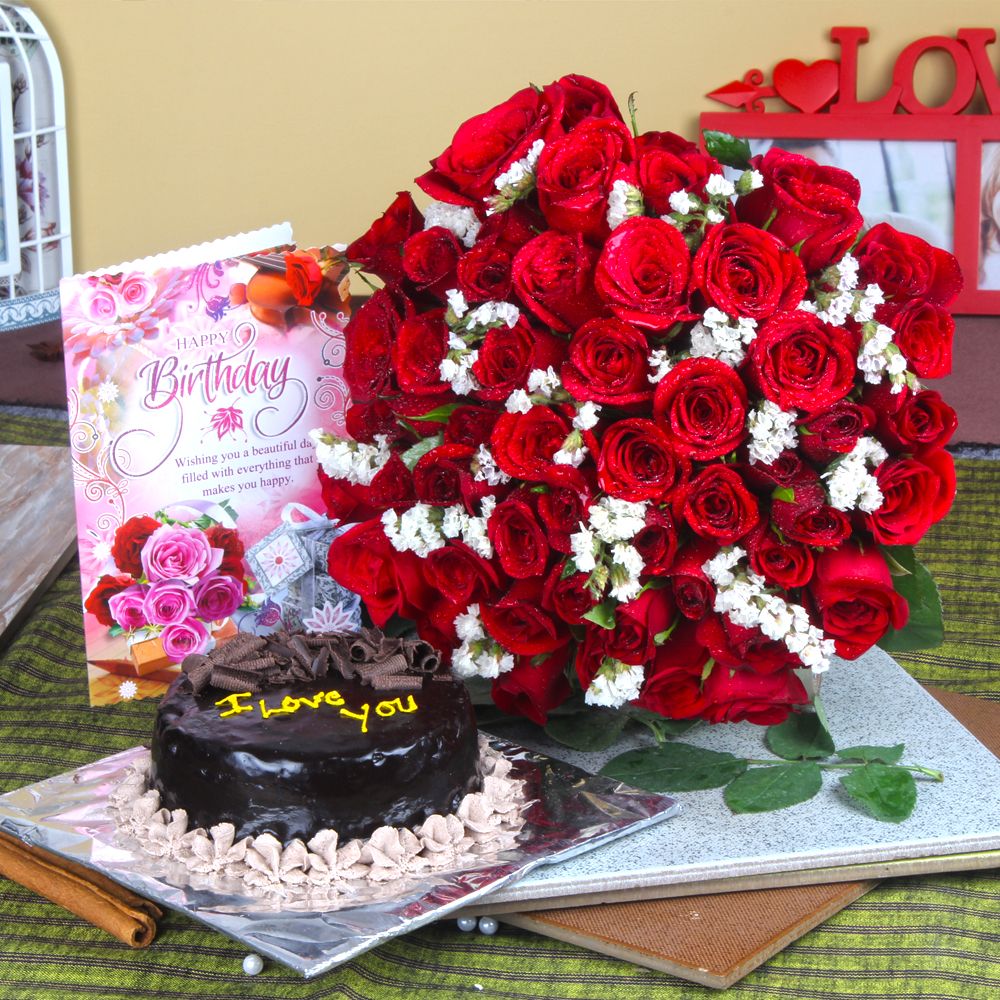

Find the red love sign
[[773, 58, 840, 113]]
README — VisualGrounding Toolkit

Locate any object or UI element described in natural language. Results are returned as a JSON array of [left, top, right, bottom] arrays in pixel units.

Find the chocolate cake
[[149, 628, 481, 842]]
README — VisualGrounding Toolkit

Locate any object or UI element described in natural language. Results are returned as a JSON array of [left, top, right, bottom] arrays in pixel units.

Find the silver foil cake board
[[0, 739, 678, 977], [467, 648, 1000, 913]]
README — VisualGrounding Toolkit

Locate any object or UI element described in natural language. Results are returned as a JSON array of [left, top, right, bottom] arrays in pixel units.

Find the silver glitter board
[[475, 647, 1000, 910], [0, 738, 678, 977]]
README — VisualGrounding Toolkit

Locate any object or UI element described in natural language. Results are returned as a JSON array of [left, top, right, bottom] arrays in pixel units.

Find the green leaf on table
[[582, 600, 617, 630], [545, 709, 628, 752], [836, 744, 905, 765], [601, 743, 747, 792], [400, 433, 443, 470], [702, 130, 752, 169], [840, 763, 917, 822], [877, 546, 944, 652], [724, 762, 823, 813], [765, 712, 835, 760]]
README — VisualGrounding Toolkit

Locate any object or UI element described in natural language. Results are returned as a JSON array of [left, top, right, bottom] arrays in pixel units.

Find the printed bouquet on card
[[313, 76, 959, 820], [62, 226, 361, 705]]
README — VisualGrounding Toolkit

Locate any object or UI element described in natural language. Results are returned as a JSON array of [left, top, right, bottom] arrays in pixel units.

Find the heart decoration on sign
[[772, 58, 840, 113]]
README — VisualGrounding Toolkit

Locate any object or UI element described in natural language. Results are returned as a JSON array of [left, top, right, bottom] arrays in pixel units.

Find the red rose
[[634, 131, 721, 217], [444, 405, 501, 447], [561, 317, 653, 407], [749, 311, 856, 414], [699, 664, 808, 726], [412, 443, 475, 507], [601, 587, 676, 666], [488, 493, 550, 579], [345, 399, 399, 444], [477, 203, 543, 254], [811, 544, 908, 659], [327, 520, 432, 627], [652, 357, 748, 460], [344, 288, 408, 402], [865, 450, 955, 546], [511, 230, 603, 332], [491, 647, 572, 726], [85, 573, 134, 627], [401, 227, 461, 299], [111, 515, 161, 577], [543, 565, 596, 625], [877, 299, 955, 378], [632, 507, 679, 576], [537, 487, 587, 554], [535, 117, 635, 240], [735, 148, 863, 272], [741, 449, 814, 493], [745, 524, 814, 590], [636, 621, 711, 719], [594, 216, 693, 330], [393, 311, 450, 397], [456, 236, 513, 303], [320, 455, 415, 526], [597, 417, 688, 502], [669, 539, 719, 620], [796, 402, 875, 465], [204, 525, 245, 579], [416, 85, 564, 205], [490, 406, 582, 489], [473, 319, 563, 402], [425, 541, 499, 607], [855, 223, 962, 306], [771, 481, 851, 548], [878, 389, 957, 454], [691, 223, 807, 322], [481, 579, 566, 656], [346, 191, 423, 285], [697, 613, 802, 674], [683, 465, 760, 545], [554, 74, 623, 128], [284, 251, 324, 307]]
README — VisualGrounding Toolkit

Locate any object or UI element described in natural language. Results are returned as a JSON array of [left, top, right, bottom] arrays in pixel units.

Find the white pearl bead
[[242, 953, 264, 976], [478, 916, 498, 936], [456, 916, 477, 932]]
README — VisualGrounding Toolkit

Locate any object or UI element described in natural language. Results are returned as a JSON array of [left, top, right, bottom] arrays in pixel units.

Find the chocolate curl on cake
[[181, 625, 451, 695]]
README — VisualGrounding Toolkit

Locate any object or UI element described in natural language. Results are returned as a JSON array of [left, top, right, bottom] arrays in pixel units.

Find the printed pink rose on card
[[61, 227, 359, 706]]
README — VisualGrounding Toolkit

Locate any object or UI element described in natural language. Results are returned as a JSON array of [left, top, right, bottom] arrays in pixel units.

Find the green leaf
[[625, 708, 700, 741], [653, 615, 680, 646], [771, 486, 795, 503], [400, 433, 443, 470], [410, 403, 460, 423], [582, 600, 617, 630], [546, 709, 628, 752], [724, 762, 823, 813], [813, 691, 831, 735], [702, 130, 752, 169], [627, 91, 640, 137], [601, 743, 747, 792], [765, 712, 835, 760], [877, 547, 944, 652], [836, 744, 905, 765], [840, 763, 917, 822], [881, 545, 914, 577]]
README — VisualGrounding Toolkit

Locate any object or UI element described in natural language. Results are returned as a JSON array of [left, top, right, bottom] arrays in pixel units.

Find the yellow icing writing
[[216, 692, 254, 718], [214, 688, 417, 735]]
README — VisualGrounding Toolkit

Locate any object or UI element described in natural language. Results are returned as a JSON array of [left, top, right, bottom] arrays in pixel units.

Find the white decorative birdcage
[[0, 2, 70, 327]]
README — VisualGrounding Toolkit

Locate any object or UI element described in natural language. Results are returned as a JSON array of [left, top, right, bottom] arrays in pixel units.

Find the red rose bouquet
[[313, 77, 959, 745]]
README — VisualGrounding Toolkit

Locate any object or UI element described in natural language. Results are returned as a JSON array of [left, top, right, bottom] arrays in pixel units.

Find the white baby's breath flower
[[505, 389, 533, 414], [569, 524, 598, 574], [424, 201, 481, 248], [746, 400, 798, 466], [749, 170, 764, 190], [823, 436, 887, 513], [455, 604, 485, 644], [606, 180, 645, 230], [705, 174, 735, 198], [584, 659, 644, 708], [689, 313, 757, 368], [573, 401, 602, 431], [310, 429, 391, 486], [446, 288, 469, 320], [527, 366, 560, 397], [668, 190, 698, 215], [554, 446, 587, 467], [647, 347, 673, 384], [474, 444, 511, 485], [705, 208, 725, 224]]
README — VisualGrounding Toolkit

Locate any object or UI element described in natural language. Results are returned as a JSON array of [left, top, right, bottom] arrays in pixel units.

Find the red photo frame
[[699, 28, 1000, 314]]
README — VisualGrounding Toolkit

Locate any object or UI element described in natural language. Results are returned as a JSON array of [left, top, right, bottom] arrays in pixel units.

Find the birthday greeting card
[[61, 226, 359, 705]]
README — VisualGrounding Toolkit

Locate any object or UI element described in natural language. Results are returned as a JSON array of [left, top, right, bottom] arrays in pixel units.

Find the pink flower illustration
[[194, 573, 243, 621], [143, 579, 196, 626], [209, 406, 244, 441], [108, 584, 149, 630], [161, 619, 210, 660], [141, 525, 222, 584]]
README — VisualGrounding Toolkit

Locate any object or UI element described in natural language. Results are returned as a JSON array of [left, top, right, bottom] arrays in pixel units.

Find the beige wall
[[26, 0, 1000, 272]]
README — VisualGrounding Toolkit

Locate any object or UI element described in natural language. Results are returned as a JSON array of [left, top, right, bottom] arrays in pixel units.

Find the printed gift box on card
[[60, 225, 361, 706]]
